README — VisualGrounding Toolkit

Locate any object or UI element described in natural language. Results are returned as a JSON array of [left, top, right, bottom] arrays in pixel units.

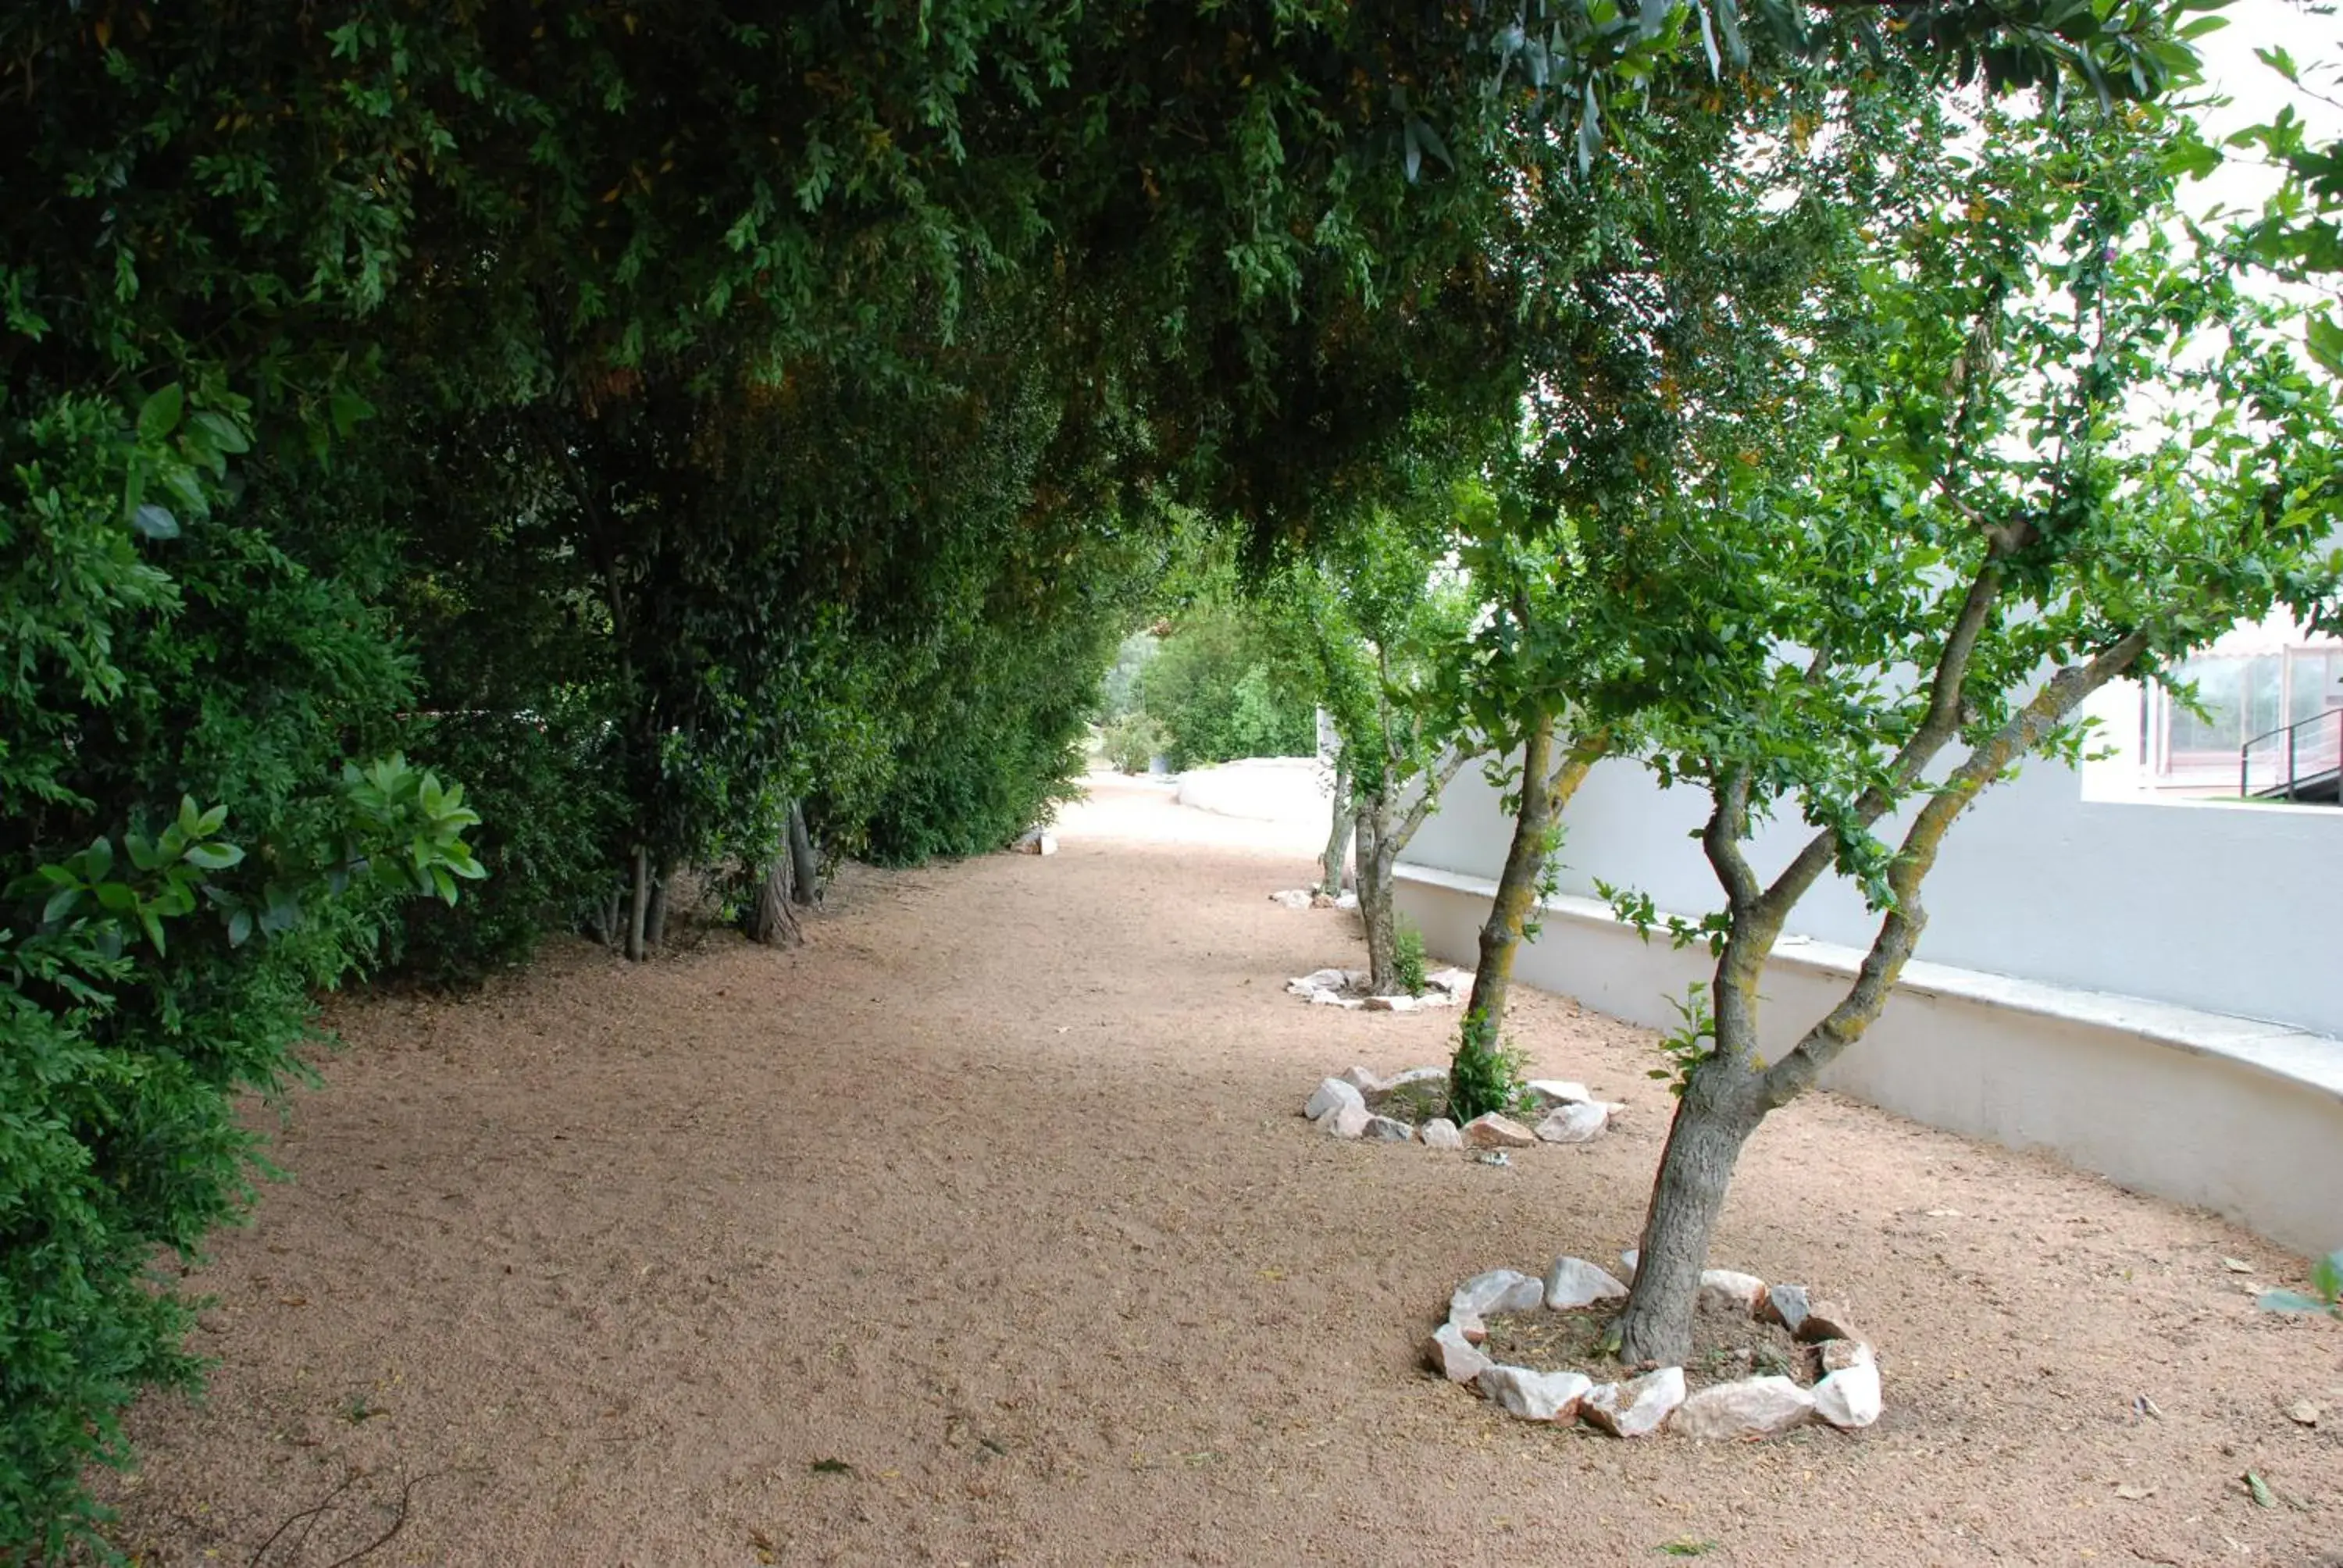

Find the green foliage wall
[[1136, 608, 1318, 771]]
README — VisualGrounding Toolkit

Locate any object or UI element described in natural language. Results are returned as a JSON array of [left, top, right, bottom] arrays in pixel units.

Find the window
[[2152, 645, 2343, 789]]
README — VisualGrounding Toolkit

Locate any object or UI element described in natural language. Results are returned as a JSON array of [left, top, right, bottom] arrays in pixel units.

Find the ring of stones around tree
[[1425, 1256, 1885, 1439], [1301, 1069, 1623, 1147], [1284, 964, 1475, 1012]]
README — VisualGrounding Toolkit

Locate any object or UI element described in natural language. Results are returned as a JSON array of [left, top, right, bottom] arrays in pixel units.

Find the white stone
[[1620, 1248, 1639, 1279], [1475, 1364, 1594, 1423], [1812, 1360, 1883, 1429], [1544, 1256, 1630, 1310], [1450, 1269, 1545, 1325], [1385, 1067, 1448, 1089], [1303, 1078, 1365, 1121], [1425, 1321, 1492, 1384], [1361, 1115, 1415, 1142], [1425, 966, 1475, 995], [1321, 1102, 1371, 1139], [1460, 1113, 1538, 1149], [1289, 968, 1350, 994], [1308, 988, 1353, 1007], [1533, 1103, 1609, 1144], [1333, 891, 1359, 910], [1673, 1375, 1814, 1440], [1793, 1299, 1858, 1345], [1818, 1338, 1874, 1374], [1420, 1118, 1464, 1149], [1271, 888, 1313, 908], [1014, 828, 1057, 854], [1363, 993, 1425, 1014], [1581, 1365, 1687, 1438], [1697, 1270, 1768, 1315], [1338, 1065, 1385, 1092], [1525, 1079, 1593, 1107]]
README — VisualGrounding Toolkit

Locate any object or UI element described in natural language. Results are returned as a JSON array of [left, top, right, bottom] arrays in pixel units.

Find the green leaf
[[2306, 315, 2343, 377], [133, 504, 181, 540], [2244, 1471, 2275, 1508], [226, 907, 254, 947], [42, 886, 81, 924], [329, 388, 375, 437], [137, 383, 184, 441], [2313, 1249, 2343, 1299], [188, 410, 251, 455], [182, 843, 246, 871]]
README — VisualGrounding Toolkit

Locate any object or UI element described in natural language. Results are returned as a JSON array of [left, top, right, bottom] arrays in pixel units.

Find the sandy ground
[[93, 773, 2341, 1566]]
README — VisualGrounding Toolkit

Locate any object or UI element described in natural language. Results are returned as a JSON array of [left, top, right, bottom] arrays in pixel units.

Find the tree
[[1444, 29, 1929, 1071], [1283, 504, 1481, 995], [1603, 100, 2343, 1364]]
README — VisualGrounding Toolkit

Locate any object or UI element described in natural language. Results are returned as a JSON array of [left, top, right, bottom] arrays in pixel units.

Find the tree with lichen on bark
[[1601, 99, 2343, 1367]]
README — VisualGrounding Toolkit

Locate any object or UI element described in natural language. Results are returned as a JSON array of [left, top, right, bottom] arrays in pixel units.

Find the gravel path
[[98, 773, 2341, 1566]]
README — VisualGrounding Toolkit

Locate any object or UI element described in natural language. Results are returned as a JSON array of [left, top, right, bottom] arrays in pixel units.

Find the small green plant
[[1646, 982, 1717, 1098], [1393, 917, 1430, 997], [1449, 1007, 1532, 1122], [2257, 1249, 2343, 1318]]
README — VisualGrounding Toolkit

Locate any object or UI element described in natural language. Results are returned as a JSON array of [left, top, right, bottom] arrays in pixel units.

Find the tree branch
[[1388, 744, 1468, 859], [1703, 766, 1764, 914], [1760, 625, 2152, 1104], [1759, 555, 2006, 921]]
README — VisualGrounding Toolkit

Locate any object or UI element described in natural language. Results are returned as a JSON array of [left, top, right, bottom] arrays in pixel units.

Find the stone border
[[1303, 1070, 1623, 1148], [1425, 1255, 1884, 1439], [1270, 887, 1357, 911], [1283, 964, 1474, 1012]]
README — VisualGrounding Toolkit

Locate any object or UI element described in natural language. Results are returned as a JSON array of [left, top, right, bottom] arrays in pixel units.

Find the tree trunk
[[1356, 798, 1398, 994], [1318, 751, 1353, 897], [744, 853, 802, 946], [1464, 719, 1603, 1040], [626, 845, 650, 961], [1465, 717, 1554, 1036], [1613, 1060, 1767, 1365], [644, 864, 672, 949], [786, 800, 820, 906]]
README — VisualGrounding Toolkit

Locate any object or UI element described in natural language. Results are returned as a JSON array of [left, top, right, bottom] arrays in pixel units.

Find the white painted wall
[[1406, 750, 2343, 1039], [1174, 757, 1332, 827], [1396, 870, 2343, 1254]]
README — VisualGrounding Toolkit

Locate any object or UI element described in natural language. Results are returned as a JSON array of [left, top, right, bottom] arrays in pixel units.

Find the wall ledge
[[1394, 861, 2343, 1110]]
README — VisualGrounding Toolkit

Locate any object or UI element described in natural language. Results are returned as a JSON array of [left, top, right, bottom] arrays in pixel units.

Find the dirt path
[[99, 774, 2339, 1566]]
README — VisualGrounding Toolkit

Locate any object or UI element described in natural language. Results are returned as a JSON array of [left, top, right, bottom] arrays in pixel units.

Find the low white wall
[[1407, 753, 2343, 1039], [1174, 757, 1332, 826], [1398, 867, 2343, 1255]]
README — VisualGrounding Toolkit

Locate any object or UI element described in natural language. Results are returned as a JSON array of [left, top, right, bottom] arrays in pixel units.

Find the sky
[[2181, 0, 2343, 217]]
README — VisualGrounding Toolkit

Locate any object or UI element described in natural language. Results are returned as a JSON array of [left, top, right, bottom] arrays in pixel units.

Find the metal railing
[[2240, 707, 2343, 801]]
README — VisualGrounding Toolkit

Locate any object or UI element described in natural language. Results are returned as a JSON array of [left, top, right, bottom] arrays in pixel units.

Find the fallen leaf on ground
[[2222, 1257, 2255, 1274], [2113, 1484, 2155, 1501], [2243, 1470, 2275, 1508], [809, 1457, 854, 1476]]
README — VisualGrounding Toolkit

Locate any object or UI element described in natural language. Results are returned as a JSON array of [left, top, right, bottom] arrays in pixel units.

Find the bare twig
[[322, 1470, 461, 1568], [248, 1471, 361, 1566]]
